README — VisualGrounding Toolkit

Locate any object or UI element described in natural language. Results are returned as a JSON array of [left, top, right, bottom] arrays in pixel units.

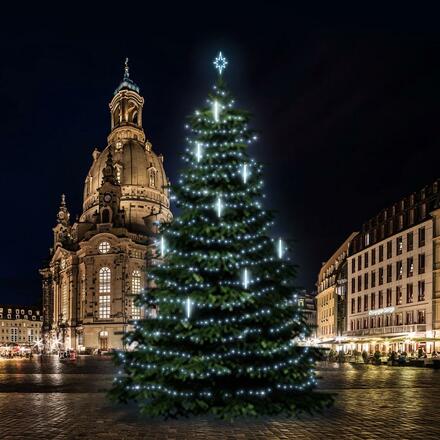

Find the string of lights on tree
[[111, 51, 332, 418]]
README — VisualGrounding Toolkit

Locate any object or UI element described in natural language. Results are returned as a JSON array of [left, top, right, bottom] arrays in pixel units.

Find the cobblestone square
[[0, 358, 438, 439]]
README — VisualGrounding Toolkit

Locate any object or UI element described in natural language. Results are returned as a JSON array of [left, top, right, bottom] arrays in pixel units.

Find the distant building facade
[[316, 233, 357, 344], [40, 62, 171, 352], [0, 305, 43, 346], [298, 290, 317, 338], [347, 179, 440, 354]]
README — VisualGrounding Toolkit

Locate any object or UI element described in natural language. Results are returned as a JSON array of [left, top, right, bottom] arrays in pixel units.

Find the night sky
[[1, 4, 440, 305]]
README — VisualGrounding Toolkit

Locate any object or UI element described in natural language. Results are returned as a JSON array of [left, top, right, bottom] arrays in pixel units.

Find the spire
[[57, 194, 70, 225], [124, 57, 130, 79], [114, 57, 140, 95]]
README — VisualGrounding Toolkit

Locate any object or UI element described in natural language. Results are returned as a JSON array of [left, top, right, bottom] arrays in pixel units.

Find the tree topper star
[[213, 51, 228, 75]]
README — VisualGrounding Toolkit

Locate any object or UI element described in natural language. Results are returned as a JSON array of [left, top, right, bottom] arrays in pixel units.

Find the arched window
[[127, 100, 138, 124], [99, 267, 111, 293], [99, 267, 111, 319], [132, 270, 142, 294], [113, 104, 121, 127]]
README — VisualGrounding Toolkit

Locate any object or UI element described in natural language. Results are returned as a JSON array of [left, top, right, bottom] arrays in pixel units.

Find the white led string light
[[115, 52, 318, 407]]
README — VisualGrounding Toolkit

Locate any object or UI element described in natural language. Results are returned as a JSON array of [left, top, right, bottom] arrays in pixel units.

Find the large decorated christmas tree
[[111, 52, 332, 418]]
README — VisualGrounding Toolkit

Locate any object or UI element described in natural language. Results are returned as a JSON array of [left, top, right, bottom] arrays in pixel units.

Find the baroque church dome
[[80, 61, 171, 234]]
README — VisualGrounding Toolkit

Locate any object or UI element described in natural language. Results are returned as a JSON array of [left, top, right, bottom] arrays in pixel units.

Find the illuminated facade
[[40, 62, 171, 351], [346, 180, 440, 354], [0, 306, 43, 346], [316, 233, 357, 344]]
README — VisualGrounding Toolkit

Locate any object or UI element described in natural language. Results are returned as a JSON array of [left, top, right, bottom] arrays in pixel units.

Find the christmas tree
[[111, 52, 333, 419]]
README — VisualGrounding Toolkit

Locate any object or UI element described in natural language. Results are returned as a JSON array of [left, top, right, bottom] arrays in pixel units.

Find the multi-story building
[[316, 233, 357, 345], [298, 290, 317, 338], [347, 179, 440, 354], [0, 306, 43, 346], [40, 61, 172, 352]]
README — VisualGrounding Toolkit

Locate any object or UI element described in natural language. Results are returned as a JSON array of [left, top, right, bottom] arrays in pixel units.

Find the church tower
[[40, 61, 172, 351]]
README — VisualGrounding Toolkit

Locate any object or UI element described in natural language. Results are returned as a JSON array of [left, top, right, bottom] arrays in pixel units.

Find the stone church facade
[[40, 62, 172, 351]]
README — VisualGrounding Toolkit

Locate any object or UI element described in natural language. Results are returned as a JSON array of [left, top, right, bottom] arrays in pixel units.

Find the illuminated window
[[99, 267, 111, 293], [131, 270, 142, 319], [99, 295, 111, 319], [98, 241, 111, 254], [149, 170, 156, 188], [132, 270, 142, 294], [132, 299, 141, 320], [11, 328, 17, 342], [62, 282, 68, 320]]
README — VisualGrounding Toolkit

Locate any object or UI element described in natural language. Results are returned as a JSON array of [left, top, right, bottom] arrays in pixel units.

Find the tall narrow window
[[407, 283, 414, 303], [99, 295, 111, 319], [419, 227, 425, 247], [99, 267, 111, 293], [371, 292, 376, 310], [98, 267, 111, 319], [386, 264, 392, 283], [396, 236, 403, 255], [379, 267, 384, 285], [386, 288, 392, 307], [131, 270, 142, 320], [149, 170, 156, 188], [418, 254, 425, 274], [396, 286, 402, 305], [387, 241, 392, 259], [407, 232, 414, 251], [396, 261, 403, 280], [418, 281, 425, 301], [132, 270, 142, 294], [407, 257, 414, 277], [378, 291, 383, 308], [62, 282, 68, 320]]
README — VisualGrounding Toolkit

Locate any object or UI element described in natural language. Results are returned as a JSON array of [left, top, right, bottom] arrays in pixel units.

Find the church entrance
[[99, 331, 108, 351]]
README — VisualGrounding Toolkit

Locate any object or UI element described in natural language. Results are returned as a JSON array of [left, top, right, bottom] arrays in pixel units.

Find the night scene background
[[0, 3, 439, 305]]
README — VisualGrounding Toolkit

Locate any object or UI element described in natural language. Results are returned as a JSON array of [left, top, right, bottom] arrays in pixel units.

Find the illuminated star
[[213, 51, 228, 75]]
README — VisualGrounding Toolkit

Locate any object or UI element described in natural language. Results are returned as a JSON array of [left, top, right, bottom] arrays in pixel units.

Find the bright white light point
[[243, 268, 249, 289], [243, 164, 248, 183], [216, 196, 223, 217], [196, 142, 202, 162], [186, 297, 191, 319], [160, 236, 165, 257], [278, 238, 284, 259], [213, 100, 220, 122], [213, 51, 228, 75]]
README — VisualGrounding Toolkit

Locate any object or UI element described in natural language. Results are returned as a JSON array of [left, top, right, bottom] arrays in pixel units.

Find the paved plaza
[[0, 357, 438, 439]]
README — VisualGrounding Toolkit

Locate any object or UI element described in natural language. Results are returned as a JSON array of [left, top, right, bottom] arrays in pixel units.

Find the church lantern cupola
[[108, 58, 145, 145]]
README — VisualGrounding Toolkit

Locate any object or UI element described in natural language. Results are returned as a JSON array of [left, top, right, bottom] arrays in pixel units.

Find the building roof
[[114, 58, 140, 95]]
